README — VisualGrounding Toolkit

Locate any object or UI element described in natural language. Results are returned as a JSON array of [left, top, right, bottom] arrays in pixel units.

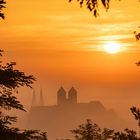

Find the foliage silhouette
[[131, 107, 140, 127], [134, 31, 140, 41], [0, 50, 47, 140], [71, 107, 140, 140], [134, 27, 140, 66], [134, 27, 140, 42], [1, 0, 139, 19], [71, 119, 114, 140], [0, 0, 6, 19], [112, 128, 140, 140], [69, 0, 110, 17]]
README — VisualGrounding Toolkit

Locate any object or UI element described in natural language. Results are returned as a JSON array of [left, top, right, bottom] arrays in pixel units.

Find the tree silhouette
[[112, 128, 140, 140], [71, 107, 140, 140], [0, 1, 48, 139], [71, 119, 114, 140], [0, 50, 47, 140], [71, 119, 140, 140]]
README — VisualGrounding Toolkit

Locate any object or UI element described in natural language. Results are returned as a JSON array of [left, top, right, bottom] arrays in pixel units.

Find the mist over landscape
[[1, 0, 140, 139]]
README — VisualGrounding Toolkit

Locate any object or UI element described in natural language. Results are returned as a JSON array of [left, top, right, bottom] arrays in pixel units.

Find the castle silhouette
[[32, 86, 77, 107], [57, 86, 77, 105], [28, 86, 117, 139]]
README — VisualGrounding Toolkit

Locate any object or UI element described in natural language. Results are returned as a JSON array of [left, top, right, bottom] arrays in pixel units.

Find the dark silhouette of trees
[[71, 119, 114, 140], [112, 129, 139, 140], [0, 50, 47, 140], [0, 0, 48, 137], [71, 107, 140, 140]]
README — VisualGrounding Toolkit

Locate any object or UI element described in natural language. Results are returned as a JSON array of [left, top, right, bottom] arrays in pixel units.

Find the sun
[[104, 42, 121, 54]]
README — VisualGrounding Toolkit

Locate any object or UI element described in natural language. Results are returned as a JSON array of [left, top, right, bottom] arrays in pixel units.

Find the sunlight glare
[[104, 42, 121, 54]]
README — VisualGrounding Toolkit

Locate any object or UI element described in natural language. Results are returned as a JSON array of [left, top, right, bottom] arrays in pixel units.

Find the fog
[[13, 85, 140, 140]]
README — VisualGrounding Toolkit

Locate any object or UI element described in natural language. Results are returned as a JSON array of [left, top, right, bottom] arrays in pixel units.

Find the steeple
[[31, 89, 37, 107], [39, 88, 44, 106]]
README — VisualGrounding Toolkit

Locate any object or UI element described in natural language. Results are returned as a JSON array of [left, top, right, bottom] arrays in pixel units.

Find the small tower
[[31, 89, 37, 107], [68, 87, 77, 104], [57, 86, 66, 105], [39, 88, 44, 106]]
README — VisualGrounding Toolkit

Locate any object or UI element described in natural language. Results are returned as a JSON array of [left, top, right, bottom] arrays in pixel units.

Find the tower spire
[[39, 88, 44, 106], [31, 89, 37, 107]]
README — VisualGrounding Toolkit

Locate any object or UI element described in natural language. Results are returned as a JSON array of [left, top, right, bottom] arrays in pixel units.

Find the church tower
[[57, 86, 66, 105], [68, 87, 77, 104], [39, 88, 44, 106], [31, 89, 37, 107]]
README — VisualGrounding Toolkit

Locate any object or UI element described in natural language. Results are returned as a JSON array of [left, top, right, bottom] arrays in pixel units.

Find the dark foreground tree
[[71, 119, 114, 140], [0, 50, 47, 140]]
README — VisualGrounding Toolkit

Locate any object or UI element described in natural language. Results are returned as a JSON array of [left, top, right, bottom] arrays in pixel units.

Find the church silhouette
[[28, 86, 117, 139]]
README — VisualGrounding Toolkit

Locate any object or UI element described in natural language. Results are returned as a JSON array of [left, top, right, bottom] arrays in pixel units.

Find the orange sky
[[1, 0, 140, 116]]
